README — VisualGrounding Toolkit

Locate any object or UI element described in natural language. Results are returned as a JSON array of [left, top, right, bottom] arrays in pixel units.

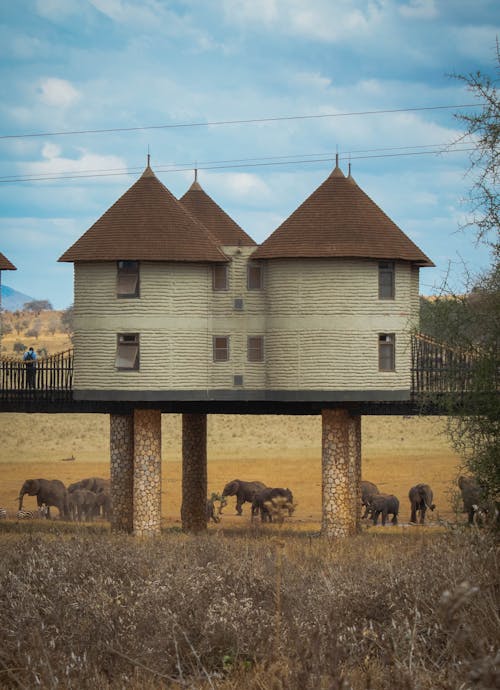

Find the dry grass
[[0, 527, 497, 689], [0, 413, 461, 526]]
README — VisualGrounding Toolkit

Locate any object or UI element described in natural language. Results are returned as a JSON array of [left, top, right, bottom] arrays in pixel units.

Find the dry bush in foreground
[[0, 527, 498, 689]]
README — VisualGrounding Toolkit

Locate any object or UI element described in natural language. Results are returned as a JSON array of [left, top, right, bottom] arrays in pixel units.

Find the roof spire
[[189, 166, 202, 191], [329, 148, 345, 178], [141, 148, 155, 178]]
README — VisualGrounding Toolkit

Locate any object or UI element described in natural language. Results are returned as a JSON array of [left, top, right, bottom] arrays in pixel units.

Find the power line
[[0, 141, 466, 181], [0, 103, 481, 141], [0, 143, 474, 184]]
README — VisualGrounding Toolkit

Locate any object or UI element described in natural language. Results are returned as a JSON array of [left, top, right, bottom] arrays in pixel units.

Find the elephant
[[361, 480, 380, 519], [368, 493, 399, 526], [458, 475, 485, 525], [68, 477, 110, 494], [68, 489, 98, 522], [18, 478, 69, 520], [409, 483, 436, 524], [252, 487, 294, 523], [221, 479, 267, 515], [94, 491, 112, 520]]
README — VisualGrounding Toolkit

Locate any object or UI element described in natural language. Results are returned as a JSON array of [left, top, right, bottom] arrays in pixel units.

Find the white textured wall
[[73, 255, 419, 393], [265, 259, 417, 390]]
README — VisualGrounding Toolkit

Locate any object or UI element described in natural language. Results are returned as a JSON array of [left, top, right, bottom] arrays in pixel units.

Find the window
[[247, 262, 263, 290], [116, 333, 139, 370], [379, 334, 395, 371], [213, 336, 229, 362], [117, 260, 140, 298], [213, 264, 228, 291], [378, 261, 395, 300], [247, 336, 264, 362]]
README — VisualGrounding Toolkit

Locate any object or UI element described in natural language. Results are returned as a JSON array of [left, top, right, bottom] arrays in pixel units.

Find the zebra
[[16, 505, 49, 520], [0, 507, 7, 519]]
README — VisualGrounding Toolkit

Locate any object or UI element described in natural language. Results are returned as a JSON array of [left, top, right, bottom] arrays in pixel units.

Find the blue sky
[[0, 0, 498, 309]]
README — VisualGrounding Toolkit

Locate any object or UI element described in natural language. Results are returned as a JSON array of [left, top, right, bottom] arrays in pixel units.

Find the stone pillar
[[110, 413, 134, 533], [321, 408, 361, 538], [181, 413, 207, 533], [133, 409, 162, 536], [348, 413, 362, 533]]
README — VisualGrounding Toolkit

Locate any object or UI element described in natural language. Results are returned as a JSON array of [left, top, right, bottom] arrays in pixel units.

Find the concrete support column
[[133, 409, 162, 536], [349, 414, 361, 533], [110, 413, 134, 533], [321, 408, 361, 538], [181, 413, 207, 533]]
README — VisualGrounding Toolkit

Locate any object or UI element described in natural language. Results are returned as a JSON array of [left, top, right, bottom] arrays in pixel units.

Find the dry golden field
[[0, 412, 462, 525]]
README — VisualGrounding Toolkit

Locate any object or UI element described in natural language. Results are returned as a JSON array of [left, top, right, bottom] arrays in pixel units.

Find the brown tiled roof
[[0, 252, 16, 270], [59, 166, 228, 263], [252, 166, 434, 266], [180, 179, 256, 246]]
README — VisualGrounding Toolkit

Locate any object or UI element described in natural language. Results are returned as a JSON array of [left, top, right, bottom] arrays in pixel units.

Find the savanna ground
[[0, 318, 498, 688]]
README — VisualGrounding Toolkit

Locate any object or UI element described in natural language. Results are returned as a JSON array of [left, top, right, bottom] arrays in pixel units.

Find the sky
[[0, 0, 498, 310]]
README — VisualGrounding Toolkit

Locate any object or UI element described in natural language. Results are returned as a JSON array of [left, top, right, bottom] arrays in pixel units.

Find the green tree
[[440, 49, 500, 505], [23, 299, 53, 312]]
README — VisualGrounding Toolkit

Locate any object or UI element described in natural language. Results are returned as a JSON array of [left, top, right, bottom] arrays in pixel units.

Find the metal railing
[[0, 349, 73, 401], [411, 333, 477, 397]]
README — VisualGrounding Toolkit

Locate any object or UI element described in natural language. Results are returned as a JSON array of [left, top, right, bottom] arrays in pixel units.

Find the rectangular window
[[247, 262, 263, 290], [213, 264, 228, 291], [247, 336, 264, 362], [117, 260, 140, 298], [378, 261, 395, 300], [116, 333, 139, 370], [379, 333, 395, 371], [213, 336, 229, 362]]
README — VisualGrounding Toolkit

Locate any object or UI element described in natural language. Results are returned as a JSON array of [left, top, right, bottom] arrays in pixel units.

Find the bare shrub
[[0, 528, 497, 689]]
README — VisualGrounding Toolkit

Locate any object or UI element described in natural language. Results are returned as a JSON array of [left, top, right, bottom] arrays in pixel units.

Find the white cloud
[[293, 71, 332, 90], [202, 171, 271, 202], [221, 0, 382, 42], [89, 0, 216, 50], [399, 0, 438, 19], [23, 146, 127, 181], [37, 78, 81, 108]]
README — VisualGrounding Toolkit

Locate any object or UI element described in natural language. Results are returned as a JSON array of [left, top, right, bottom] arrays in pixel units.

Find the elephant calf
[[68, 489, 98, 522], [252, 487, 294, 523], [368, 493, 399, 526], [409, 483, 435, 524]]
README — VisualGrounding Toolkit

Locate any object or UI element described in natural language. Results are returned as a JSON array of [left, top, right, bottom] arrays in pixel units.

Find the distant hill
[[1, 285, 36, 311]]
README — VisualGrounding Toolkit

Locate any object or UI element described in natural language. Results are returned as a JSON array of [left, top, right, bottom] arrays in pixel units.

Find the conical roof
[[252, 166, 434, 266], [180, 178, 256, 246], [0, 252, 16, 270], [59, 165, 228, 263]]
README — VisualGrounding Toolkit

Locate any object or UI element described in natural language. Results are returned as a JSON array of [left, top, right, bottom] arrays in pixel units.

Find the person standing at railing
[[23, 346, 37, 388]]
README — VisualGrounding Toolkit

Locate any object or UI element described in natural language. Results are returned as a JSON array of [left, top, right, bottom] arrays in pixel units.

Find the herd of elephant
[[0, 473, 491, 527], [216, 475, 493, 527], [213, 477, 432, 526], [15, 477, 111, 522]]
